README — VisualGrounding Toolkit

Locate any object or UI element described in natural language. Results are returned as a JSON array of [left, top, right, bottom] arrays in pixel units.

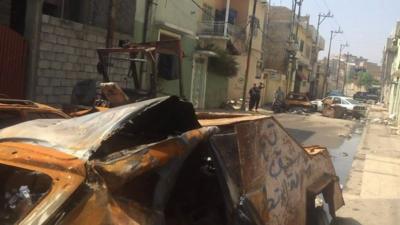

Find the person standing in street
[[254, 82, 265, 111], [249, 83, 264, 111], [249, 83, 257, 111]]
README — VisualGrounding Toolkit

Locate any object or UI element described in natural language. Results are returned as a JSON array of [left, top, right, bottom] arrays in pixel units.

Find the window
[[0, 164, 52, 224], [333, 97, 341, 104], [42, 0, 82, 23], [158, 34, 180, 80], [0, 111, 22, 129]]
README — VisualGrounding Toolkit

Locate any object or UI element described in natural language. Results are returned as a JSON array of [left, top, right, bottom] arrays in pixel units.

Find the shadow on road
[[331, 217, 362, 225], [285, 128, 315, 143]]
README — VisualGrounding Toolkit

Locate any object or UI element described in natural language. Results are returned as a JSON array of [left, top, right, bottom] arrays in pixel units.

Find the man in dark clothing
[[249, 83, 264, 111], [249, 83, 257, 111], [254, 82, 264, 111]]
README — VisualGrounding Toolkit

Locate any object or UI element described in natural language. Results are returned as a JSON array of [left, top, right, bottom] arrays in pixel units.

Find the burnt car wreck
[[0, 96, 344, 225]]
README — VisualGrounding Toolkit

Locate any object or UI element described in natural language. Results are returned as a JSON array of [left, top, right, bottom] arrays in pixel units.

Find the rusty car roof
[[0, 98, 70, 117], [0, 96, 199, 160]]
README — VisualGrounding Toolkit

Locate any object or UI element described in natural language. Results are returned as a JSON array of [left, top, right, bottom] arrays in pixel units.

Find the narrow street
[[274, 112, 363, 186], [272, 107, 400, 225]]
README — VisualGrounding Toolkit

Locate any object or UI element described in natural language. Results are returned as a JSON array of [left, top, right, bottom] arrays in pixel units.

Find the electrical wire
[[189, 0, 216, 20], [310, 0, 350, 51]]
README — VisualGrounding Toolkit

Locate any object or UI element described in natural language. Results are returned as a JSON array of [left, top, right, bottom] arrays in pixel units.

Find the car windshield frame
[[344, 98, 360, 105]]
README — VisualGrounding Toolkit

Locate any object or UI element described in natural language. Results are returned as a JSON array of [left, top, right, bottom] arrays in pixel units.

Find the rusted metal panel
[[0, 142, 86, 224], [55, 127, 218, 225], [0, 96, 200, 160], [210, 116, 344, 225], [0, 25, 28, 99], [0, 98, 344, 225], [93, 127, 218, 191], [236, 118, 343, 225]]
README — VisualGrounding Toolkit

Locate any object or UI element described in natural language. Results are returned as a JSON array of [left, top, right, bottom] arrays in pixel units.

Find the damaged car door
[[206, 116, 344, 225]]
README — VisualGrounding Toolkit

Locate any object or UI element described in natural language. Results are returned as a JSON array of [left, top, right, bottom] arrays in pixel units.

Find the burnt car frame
[[0, 96, 344, 225], [0, 98, 70, 129], [285, 93, 315, 112]]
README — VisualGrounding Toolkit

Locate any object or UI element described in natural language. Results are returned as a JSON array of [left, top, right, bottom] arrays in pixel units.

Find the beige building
[[196, 0, 269, 107], [263, 6, 324, 102], [226, 0, 268, 103]]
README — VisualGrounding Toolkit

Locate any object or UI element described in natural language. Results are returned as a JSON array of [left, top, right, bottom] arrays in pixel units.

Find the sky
[[270, 0, 400, 64]]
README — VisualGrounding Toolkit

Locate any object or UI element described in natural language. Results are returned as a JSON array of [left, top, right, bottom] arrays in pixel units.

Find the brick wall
[[0, 0, 11, 26], [36, 15, 134, 104]]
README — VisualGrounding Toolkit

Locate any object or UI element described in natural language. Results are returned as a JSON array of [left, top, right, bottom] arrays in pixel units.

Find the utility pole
[[241, 0, 258, 110], [287, 0, 303, 94], [106, 0, 117, 49], [311, 11, 333, 97], [295, 0, 303, 37], [322, 27, 343, 96], [315, 11, 333, 49], [336, 42, 349, 89], [342, 52, 350, 95]]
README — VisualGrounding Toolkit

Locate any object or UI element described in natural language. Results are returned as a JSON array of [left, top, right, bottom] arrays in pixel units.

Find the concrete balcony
[[197, 20, 247, 53], [197, 21, 244, 39]]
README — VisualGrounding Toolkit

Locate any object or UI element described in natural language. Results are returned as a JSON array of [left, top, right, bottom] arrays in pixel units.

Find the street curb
[[341, 111, 370, 196]]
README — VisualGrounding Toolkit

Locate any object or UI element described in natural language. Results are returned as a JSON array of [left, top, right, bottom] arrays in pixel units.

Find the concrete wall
[[0, 0, 11, 26], [153, 0, 198, 35], [35, 15, 133, 104], [264, 74, 287, 103], [205, 72, 229, 108], [146, 0, 200, 99], [228, 51, 265, 102], [264, 6, 292, 74]]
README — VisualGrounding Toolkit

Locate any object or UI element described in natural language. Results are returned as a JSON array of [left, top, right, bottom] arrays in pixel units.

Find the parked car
[[323, 96, 367, 118], [353, 92, 379, 103], [0, 96, 344, 225], [0, 98, 70, 129], [311, 98, 325, 112], [285, 92, 315, 112]]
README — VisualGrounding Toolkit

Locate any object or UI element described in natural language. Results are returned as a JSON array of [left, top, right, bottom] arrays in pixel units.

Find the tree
[[198, 44, 239, 77], [350, 71, 379, 89]]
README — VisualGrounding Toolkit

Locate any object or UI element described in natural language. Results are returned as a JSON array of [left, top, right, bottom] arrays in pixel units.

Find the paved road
[[273, 112, 357, 149]]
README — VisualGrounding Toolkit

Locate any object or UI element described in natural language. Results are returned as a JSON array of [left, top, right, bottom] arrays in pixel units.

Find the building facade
[[1, 0, 138, 104], [0, 0, 249, 109], [385, 22, 400, 125], [224, 0, 269, 105], [263, 6, 324, 102]]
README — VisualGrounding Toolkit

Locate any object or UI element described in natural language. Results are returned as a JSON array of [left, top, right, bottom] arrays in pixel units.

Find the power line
[[189, 0, 215, 20], [312, 0, 350, 51]]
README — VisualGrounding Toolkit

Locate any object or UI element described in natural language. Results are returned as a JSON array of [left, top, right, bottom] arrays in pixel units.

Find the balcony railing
[[197, 21, 243, 38]]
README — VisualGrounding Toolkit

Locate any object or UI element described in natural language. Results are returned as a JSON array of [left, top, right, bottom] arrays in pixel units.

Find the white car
[[312, 96, 367, 117]]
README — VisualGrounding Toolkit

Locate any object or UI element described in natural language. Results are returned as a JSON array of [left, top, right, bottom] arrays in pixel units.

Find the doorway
[[190, 56, 208, 109]]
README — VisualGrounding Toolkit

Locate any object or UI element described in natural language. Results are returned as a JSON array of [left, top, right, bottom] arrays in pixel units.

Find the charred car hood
[[0, 96, 200, 160]]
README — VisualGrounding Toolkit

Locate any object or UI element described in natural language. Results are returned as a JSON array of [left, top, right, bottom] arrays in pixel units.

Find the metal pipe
[[323, 28, 342, 96], [336, 43, 348, 89], [223, 0, 231, 37], [342, 52, 350, 95]]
